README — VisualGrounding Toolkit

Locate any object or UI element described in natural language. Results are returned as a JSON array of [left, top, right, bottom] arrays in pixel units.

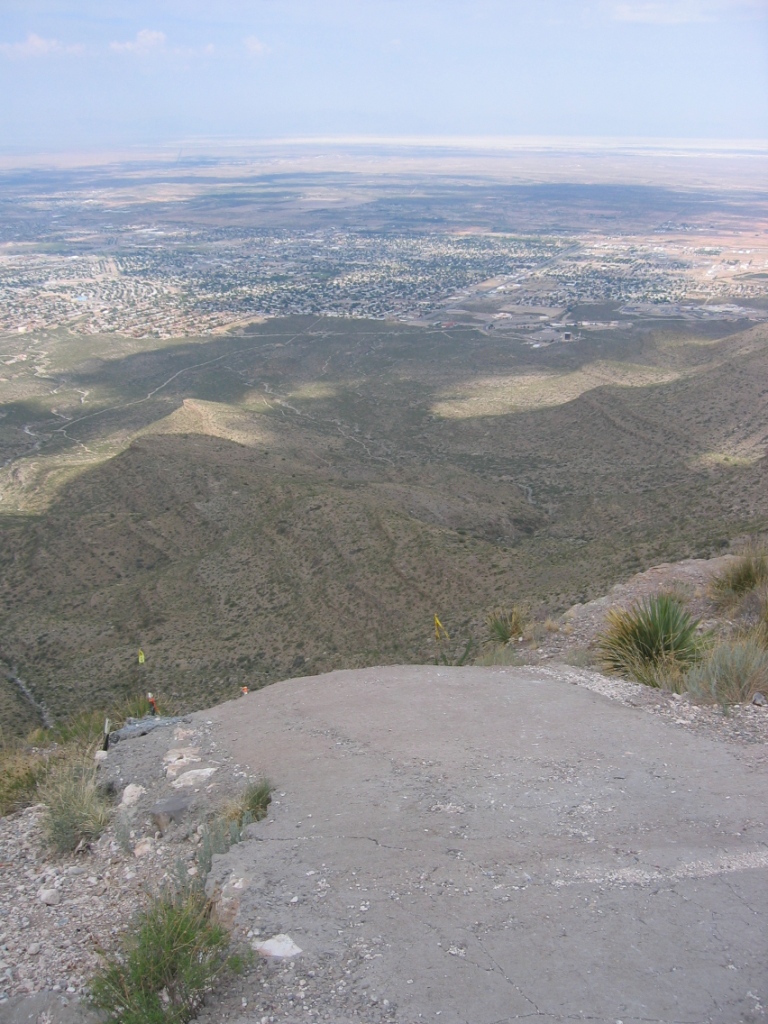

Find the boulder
[[150, 795, 193, 832]]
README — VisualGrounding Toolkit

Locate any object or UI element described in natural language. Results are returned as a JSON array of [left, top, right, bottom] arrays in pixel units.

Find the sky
[[0, 0, 766, 154]]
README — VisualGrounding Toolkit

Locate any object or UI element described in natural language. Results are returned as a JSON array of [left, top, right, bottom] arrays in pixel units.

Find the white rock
[[93, 750, 108, 763], [120, 783, 146, 807], [171, 768, 217, 789], [133, 838, 154, 858], [253, 933, 303, 958], [38, 889, 60, 906], [26, 943, 40, 956], [162, 746, 200, 763]]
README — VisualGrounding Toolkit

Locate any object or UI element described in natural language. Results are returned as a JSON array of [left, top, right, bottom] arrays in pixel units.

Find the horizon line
[[1, 133, 767, 172]]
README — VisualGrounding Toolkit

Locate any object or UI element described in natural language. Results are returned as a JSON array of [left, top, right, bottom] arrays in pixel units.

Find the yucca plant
[[597, 593, 703, 686], [484, 605, 529, 646], [686, 637, 768, 708]]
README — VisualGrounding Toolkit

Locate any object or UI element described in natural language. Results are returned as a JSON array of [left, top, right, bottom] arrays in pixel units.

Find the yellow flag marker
[[434, 615, 450, 641], [137, 648, 145, 665]]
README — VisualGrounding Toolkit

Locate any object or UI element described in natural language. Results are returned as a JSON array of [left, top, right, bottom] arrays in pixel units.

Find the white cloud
[[612, 0, 767, 21], [244, 35, 269, 56], [110, 29, 167, 54], [0, 33, 82, 58]]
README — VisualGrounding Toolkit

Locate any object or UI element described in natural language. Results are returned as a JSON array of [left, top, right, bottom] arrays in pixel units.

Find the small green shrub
[[597, 594, 703, 686], [484, 605, 529, 646], [686, 637, 768, 707], [41, 760, 112, 853], [710, 548, 768, 607], [90, 885, 229, 1024], [196, 818, 233, 879]]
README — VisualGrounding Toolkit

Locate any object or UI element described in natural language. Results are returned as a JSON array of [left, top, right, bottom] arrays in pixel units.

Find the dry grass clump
[[474, 645, 533, 668], [0, 741, 52, 817], [3, 693, 171, 820], [710, 547, 768, 608], [224, 779, 273, 828], [597, 593, 704, 688], [29, 709, 108, 754], [90, 884, 229, 1024], [686, 637, 768, 708], [41, 759, 112, 853]]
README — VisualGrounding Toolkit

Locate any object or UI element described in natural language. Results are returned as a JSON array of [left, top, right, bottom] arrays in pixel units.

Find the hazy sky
[[1, 0, 766, 153]]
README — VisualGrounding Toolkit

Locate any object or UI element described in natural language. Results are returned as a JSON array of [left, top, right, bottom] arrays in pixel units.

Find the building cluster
[[1, 219, 766, 338]]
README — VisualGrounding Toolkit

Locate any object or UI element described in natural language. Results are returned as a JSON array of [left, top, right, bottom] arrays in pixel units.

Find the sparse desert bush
[[90, 884, 229, 1024], [484, 605, 529, 646], [624, 652, 690, 693], [118, 693, 170, 721], [710, 548, 768, 607], [475, 644, 532, 668], [685, 637, 768, 707], [37, 709, 108, 754], [224, 778, 272, 828], [196, 817, 238, 879], [197, 781, 272, 877], [755, 588, 768, 647], [563, 648, 597, 669], [597, 594, 703, 687], [0, 743, 50, 817], [41, 760, 112, 853]]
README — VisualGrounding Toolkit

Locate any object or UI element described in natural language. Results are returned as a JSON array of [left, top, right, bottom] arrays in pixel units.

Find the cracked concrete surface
[[199, 665, 768, 1024]]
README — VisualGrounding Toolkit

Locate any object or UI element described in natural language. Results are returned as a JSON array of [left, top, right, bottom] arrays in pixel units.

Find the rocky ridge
[[1, 554, 767, 1023]]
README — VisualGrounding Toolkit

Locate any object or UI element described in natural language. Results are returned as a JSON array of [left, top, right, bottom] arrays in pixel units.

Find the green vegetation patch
[[597, 593, 705, 689], [90, 885, 230, 1024]]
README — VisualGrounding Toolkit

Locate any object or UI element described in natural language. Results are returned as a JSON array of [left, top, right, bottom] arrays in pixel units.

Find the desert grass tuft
[[38, 710, 108, 754], [597, 593, 703, 687], [90, 884, 229, 1024], [685, 637, 768, 707], [224, 779, 273, 828], [710, 547, 768, 608], [117, 693, 170, 722], [0, 743, 51, 817], [41, 759, 112, 853], [562, 648, 598, 669], [474, 645, 533, 668]]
